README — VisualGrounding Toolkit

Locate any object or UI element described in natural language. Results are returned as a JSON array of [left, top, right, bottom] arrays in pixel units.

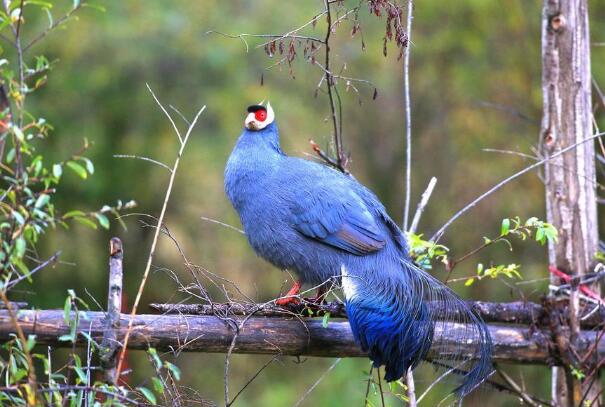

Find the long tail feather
[[342, 259, 493, 398]]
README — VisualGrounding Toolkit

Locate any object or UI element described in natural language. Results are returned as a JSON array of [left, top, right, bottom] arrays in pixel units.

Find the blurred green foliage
[[4, 0, 605, 405]]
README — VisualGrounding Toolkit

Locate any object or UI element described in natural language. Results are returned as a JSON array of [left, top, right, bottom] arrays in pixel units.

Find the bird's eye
[[255, 109, 267, 121]]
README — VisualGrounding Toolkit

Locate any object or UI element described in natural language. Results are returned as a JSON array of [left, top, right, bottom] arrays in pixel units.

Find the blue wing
[[290, 187, 386, 256]]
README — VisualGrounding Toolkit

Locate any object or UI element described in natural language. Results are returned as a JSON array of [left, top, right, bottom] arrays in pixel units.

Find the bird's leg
[[275, 280, 302, 306], [304, 285, 328, 305]]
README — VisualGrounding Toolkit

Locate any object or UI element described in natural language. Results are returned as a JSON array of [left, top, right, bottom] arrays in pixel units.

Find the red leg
[[276, 280, 302, 306]]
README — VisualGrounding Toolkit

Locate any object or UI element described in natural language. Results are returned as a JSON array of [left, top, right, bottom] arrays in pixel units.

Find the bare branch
[[5, 251, 60, 289], [292, 359, 341, 407], [200, 216, 245, 234], [495, 366, 541, 407], [402, 0, 414, 232], [431, 131, 605, 242], [115, 99, 206, 379], [146, 83, 183, 145], [113, 154, 173, 173], [408, 177, 437, 234]]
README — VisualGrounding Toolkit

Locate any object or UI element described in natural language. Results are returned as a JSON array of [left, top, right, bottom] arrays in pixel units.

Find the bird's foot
[[275, 296, 301, 307], [275, 280, 302, 307]]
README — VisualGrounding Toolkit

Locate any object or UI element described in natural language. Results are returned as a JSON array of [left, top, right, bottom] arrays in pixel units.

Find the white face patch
[[341, 265, 358, 301], [245, 102, 275, 131]]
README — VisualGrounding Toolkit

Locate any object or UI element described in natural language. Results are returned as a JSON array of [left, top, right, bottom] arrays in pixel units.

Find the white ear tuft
[[266, 102, 275, 125], [258, 99, 265, 106]]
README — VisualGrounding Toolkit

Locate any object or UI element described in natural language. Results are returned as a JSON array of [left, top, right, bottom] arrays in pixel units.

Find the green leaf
[[13, 126, 24, 141], [35, 193, 50, 209], [148, 347, 162, 370], [535, 228, 545, 244], [73, 366, 86, 384], [464, 278, 475, 286], [14, 237, 26, 258], [322, 312, 331, 328], [164, 361, 181, 381], [63, 210, 86, 219], [26, 335, 36, 352], [500, 218, 510, 236], [52, 163, 62, 178], [63, 296, 72, 324], [6, 147, 14, 163], [94, 213, 109, 229], [476, 263, 484, 275], [137, 387, 156, 405], [80, 157, 94, 174], [66, 161, 87, 179], [12, 210, 25, 225], [74, 216, 97, 229], [151, 377, 164, 394]]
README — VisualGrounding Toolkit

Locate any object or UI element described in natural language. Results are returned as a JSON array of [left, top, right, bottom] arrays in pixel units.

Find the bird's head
[[244, 102, 275, 131]]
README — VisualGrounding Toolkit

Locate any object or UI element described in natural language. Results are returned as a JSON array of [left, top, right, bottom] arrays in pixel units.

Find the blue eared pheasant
[[224, 103, 493, 396]]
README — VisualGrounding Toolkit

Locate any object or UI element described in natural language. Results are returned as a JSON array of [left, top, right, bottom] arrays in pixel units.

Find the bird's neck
[[237, 123, 283, 155], [225, 124, 284, 210]]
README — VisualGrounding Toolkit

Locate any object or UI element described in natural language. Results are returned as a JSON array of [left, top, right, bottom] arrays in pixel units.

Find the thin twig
[[169, 105, 191, 126], [495, 366, 540, 407], [416, 362, 461, 404], [430, 131, 605, 242], [146, 83, 183, 145], [364, 365, 374, 406], [292, 358, 341, 407], [200, 216, 245, 234], [255, 11, 327, 48], [6, 251, 60, 289], [225, 311, 258, 406], [322, 0, 346, 172], [406, 367, 417, 407], [115, 86, 206, 379], [476, 101, 538, 125], [402, 0, 414, 232], [409, 177, 437, 234], [206, 31, 325, 53], [228, 355, 280, 406], [22, 2, 84, 52], [113, 154, 173, 172], [376, 368, 386, 407]]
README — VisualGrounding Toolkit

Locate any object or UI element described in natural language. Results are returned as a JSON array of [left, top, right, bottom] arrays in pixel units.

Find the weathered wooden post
[[100, 237, 124, 384], [540, 0, 599, 405]]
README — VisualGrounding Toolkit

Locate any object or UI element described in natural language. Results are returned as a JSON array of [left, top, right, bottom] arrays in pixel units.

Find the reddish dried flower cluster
[[264, 38, 321, 73], [368, 0, 408, 58]]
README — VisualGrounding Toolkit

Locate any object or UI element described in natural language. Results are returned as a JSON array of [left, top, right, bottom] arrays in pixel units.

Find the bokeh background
[[11, 0, 605, 405]]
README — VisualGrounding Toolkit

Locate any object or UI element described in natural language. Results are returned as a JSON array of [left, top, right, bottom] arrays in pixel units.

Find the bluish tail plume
[[342, 259, 493, 398]]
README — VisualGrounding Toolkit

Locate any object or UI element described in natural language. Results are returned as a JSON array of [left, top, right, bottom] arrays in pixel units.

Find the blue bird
[[224, 103, 493, 396]]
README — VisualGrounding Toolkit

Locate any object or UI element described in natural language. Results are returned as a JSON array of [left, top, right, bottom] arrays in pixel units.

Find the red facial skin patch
[[255, 109, 267, 121]]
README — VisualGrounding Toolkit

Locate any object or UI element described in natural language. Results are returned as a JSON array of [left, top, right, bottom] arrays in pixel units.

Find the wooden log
[[1, 308, 603, 364], [149, 300, 605, 328], [100, 237, 124, 384]]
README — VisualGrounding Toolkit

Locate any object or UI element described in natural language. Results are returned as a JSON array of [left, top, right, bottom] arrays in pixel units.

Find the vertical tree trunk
[[540, 0, 599, 405]]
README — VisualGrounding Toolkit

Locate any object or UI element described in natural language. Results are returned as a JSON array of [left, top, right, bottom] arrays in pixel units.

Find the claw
[[276, 280, 302, 307], [275, 296, 301, 306]]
